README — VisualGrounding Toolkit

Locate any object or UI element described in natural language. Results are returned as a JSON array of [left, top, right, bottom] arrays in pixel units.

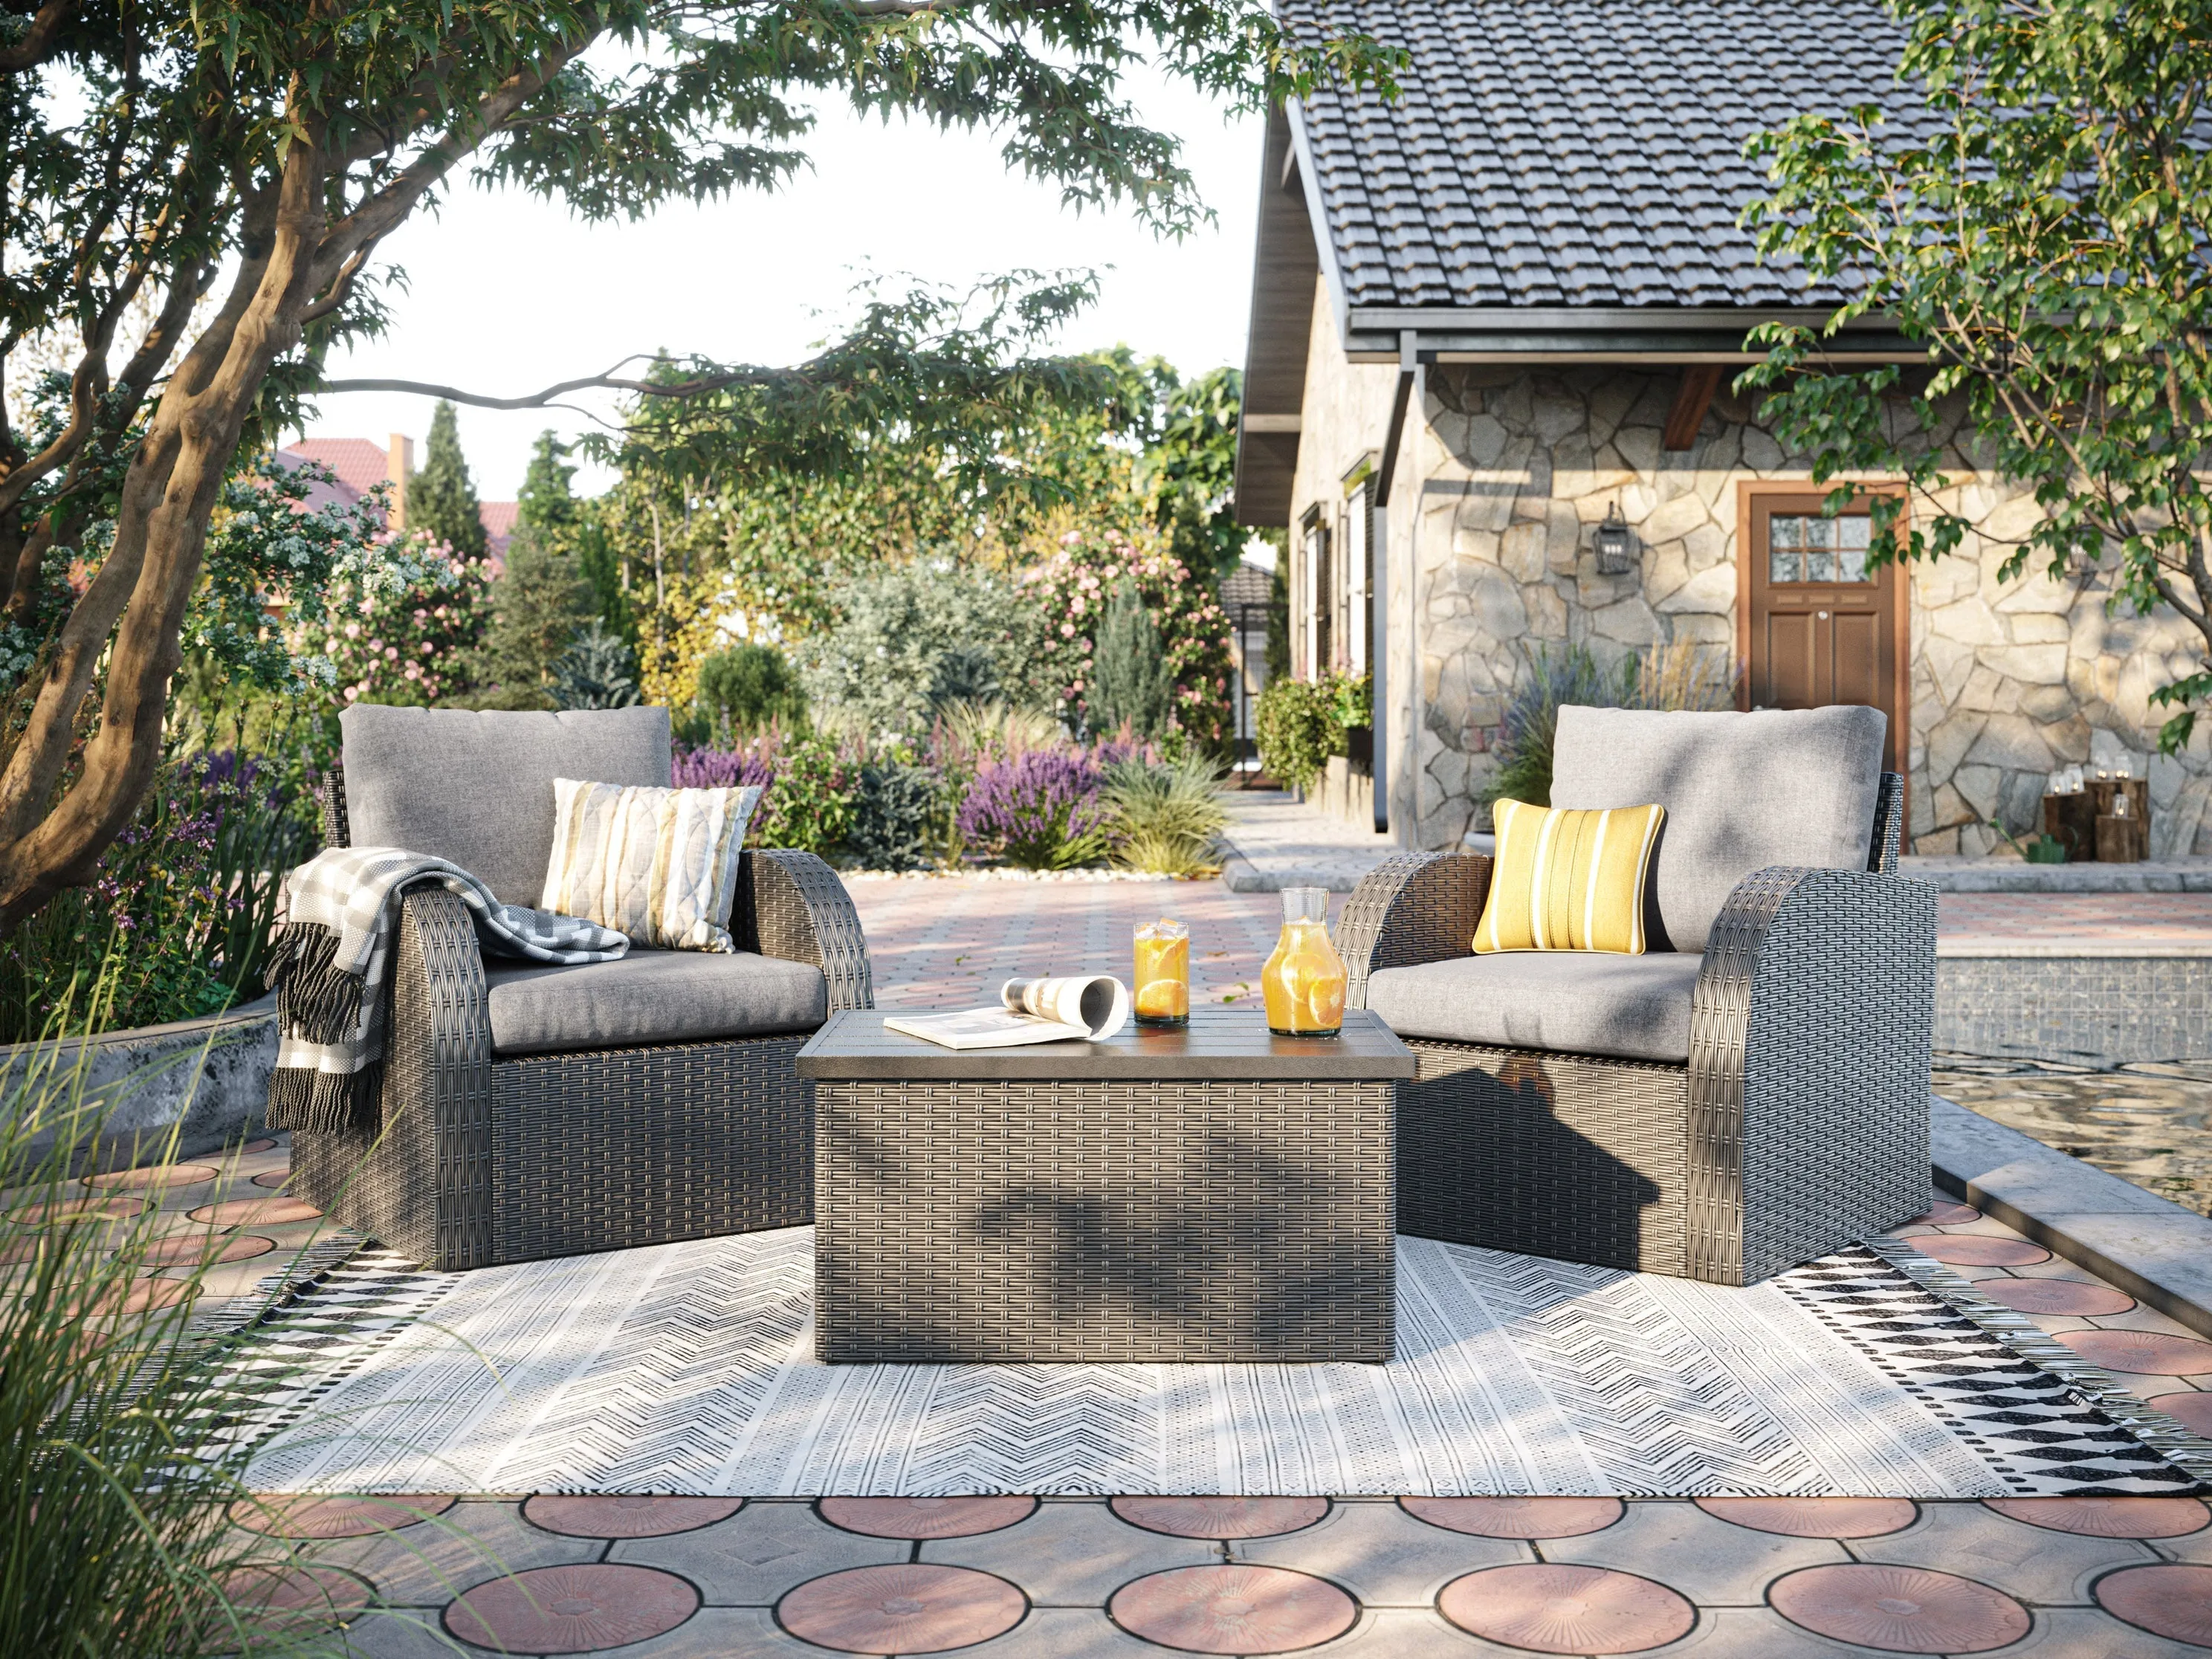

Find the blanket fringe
[[263, 1062, 383, 1136], [265, 922, 362, 1043]]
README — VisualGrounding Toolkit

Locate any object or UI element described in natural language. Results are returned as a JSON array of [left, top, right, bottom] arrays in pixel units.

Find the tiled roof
[[1284, 0, 1926, 312], [285, 437, 392, 499], [480, 501, 520, 572]]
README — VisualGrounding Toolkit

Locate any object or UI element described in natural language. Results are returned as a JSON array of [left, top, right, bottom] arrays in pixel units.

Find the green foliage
[[314, 535, 496, 708], [407, 402, 487, 563], [1482, 641, 1738, 811], [848, 761, 949, 872], [1023, 527, 1238, 753], [551, 620, 641, 711], [1254, 670, 1370, 793], [752, 735, 855, 857], [1739, 0, 2212, 751], [1088, 581, 1175, 742], [1141, 365, 1249, 585], [467, 527, 594, 710], [0, 751, 317, 1044], [1264, 547, 1291, 684], [517, 430, 579, 535], [795, 562, 1036, 739], [1102, 751, 1229, 876], [696, 643, 806, 738], [0, 1015, 372, 1657]]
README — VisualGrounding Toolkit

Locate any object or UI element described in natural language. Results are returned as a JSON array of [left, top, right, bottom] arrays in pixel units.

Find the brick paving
[[61, 873, 2211, 1655]]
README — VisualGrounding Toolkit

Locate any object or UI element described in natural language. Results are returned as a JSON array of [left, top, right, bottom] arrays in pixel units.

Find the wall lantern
[[1593, 502, 1637, 575]]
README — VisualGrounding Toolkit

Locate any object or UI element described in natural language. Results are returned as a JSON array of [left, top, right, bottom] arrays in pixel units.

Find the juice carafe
[[1262, 887, 1346, 1036], [1134, 917, 1190, 1026]]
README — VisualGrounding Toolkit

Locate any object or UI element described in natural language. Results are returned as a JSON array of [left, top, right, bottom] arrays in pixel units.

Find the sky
[[304, 76, 1269, 503]]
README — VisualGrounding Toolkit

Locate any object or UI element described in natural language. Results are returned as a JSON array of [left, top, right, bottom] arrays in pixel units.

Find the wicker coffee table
[[796, 1006, 1413, 1365]]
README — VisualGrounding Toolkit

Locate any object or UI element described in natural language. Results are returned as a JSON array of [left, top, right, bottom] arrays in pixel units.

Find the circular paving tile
[[23, 1195, 152, 1224], [780, 1564, 1024, 1655], [241, 1138, 278, 1154], [819, 1496, 1036, 1539], [1770, 1563, 2031, 1653], [83, 1162, 219, 1191], [1439, 1563, 1693, 1655], [1904, 1235, 2050, 1267], [2058, 1329, 2212, 1376], [1110, 1497, 1327, 1539], [2149, 1391, 2212, 1435], [249, 1169, 291, 1189], [1112, 1564, 1356, 1655], [525, 1494, 743, 1537], [1910, 1199, 1981, 1225], [223, 1564, 372, 1623], [1974, 1278, 2135, 1316], [104, 1278, 196, 1313], [233, 1494, 456, 1538], [1985, 1495, 2210, 1538], [2097, 1562, 2212, 1646], [139, 1232, 275, 1268], [1695, 1497, 1917, 1538], [1400, 1496, 1624, 1538], [188, 1197, 320, 1226], [447, 1564, 699, 1654]]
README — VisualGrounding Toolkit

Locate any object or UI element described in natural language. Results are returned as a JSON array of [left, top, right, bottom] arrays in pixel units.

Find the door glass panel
[[1768, 511, 1875, 583]]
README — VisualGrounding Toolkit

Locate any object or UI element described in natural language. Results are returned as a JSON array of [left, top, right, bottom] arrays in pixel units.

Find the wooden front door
[[1744, 491, 1907, 773]]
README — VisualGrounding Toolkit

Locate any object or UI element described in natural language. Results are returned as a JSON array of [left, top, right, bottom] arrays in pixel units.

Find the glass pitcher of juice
[[1134, 917, 1190, 1026], [1262, 887, 1347, 1037]]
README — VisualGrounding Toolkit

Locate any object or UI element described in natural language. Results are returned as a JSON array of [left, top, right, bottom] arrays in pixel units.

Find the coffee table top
[[797, 1005, 1414, 1081]]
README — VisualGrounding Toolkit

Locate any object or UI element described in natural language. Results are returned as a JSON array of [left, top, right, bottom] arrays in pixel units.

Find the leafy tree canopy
[[0, 0, 1397, 929], [1741, 0, 2212, 748]]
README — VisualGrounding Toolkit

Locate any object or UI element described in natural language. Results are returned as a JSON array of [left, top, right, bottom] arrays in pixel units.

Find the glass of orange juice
[[1134, 918, 1190, 1026], [1262, 887, 1346, 1037]]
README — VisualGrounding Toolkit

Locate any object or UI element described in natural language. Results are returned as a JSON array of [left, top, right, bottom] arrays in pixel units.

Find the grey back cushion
[[340, 705, 672, 906], [1548, 705, 1885, 951]]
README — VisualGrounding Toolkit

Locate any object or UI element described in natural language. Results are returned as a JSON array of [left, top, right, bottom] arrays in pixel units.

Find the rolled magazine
[[883, 974, 1131, 1050]]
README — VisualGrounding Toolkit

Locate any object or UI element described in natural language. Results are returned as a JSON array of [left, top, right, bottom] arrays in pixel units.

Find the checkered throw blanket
[[264, 847, 630, 1135]]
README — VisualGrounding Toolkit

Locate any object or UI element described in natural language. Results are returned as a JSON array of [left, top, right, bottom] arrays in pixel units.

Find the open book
[[884, 975, 1131, 1050]]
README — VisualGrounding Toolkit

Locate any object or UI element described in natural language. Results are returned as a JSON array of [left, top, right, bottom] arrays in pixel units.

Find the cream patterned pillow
[[540, 779, 763, 952]]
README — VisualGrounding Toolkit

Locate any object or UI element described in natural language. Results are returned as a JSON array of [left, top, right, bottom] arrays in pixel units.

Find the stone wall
[[1284, 348, 2212, 855]]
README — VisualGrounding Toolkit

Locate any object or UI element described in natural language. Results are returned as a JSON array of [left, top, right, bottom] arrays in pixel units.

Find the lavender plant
[[957, 751, 1110, 870]]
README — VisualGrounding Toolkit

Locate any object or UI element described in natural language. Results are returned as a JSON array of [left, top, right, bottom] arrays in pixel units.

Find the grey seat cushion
[[1549, 705, 1885, 951], [482, 948, 827, 1057], [340, 705, 671, 906], [1366, 951, 1705, 1064]]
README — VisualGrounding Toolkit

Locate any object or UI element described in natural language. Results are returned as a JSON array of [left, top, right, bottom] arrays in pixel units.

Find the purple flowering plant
[[956, 750, 1110, 870]]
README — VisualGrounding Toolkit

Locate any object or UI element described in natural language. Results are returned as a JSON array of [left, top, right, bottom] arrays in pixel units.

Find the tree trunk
[[0, 140, 327, 935]]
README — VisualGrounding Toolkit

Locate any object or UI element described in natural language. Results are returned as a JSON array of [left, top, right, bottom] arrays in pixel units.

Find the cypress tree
[[1087, 580, 1174, 741], [516, 430, 578, 534], [468, 525, 593, 709], [407, 400, 487, 560]]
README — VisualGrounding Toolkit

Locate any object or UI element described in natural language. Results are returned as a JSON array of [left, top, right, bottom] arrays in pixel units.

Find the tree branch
[[316, 358, 793, 409], [0, 0, 77, 73]]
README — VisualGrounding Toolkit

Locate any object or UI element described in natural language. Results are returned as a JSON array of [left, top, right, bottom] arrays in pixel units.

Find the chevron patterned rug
[[230, 1229, 2208, 1499]]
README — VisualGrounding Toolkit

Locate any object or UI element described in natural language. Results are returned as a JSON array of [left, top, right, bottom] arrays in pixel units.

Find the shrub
[[694, 641, 804, 737], [1021, 528, 1237, 752], [317, 534, 495, 708], [1253, 670, 1369, 794], [1087, 581, 1174, 742], [676, 729, 853, 858], [0, 751, 317, 1042], [848, 761, 948, 871], [551, 619, 641, 710], [795, 563, 1035, 739], [957, 751, 1109, 870], [1102, 751, 1228, 876]]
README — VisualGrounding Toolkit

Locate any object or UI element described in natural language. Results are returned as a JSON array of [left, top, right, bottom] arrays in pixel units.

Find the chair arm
[[1336, 852, 1493, 1010], [739, 849, 874, 1012], [317, 771, 350, 851], [1686, 865, 1938, 1281]]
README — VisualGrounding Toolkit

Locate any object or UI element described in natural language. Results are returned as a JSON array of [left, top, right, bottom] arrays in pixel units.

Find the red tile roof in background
[[480, 500, 520, 572], [275, 435, 517, 568]]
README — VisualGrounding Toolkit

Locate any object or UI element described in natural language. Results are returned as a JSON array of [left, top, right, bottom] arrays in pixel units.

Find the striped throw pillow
[[1473, 798, 1665, 954], [540, 779, 763, 952]]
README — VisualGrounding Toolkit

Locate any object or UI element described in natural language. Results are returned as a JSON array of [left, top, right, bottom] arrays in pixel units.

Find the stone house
[[1235, 0, 2212, 855]]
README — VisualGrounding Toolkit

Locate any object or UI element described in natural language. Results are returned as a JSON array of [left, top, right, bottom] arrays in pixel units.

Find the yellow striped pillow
[[540, 779, 763, 952], [1474, 798, 1665, 954]]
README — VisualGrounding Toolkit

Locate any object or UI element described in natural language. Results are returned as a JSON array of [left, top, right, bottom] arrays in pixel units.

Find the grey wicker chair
[[291, 706, 872, 1270], [1337, 705, 1936, 1287]]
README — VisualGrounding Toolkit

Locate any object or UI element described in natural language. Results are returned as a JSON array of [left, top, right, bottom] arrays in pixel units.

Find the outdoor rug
[[227, 1228, 2212, 1499]]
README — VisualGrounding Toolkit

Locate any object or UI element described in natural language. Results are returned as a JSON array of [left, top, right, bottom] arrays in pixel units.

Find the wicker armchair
[[1338, 707, 1936, 1287], [290, 709, 871, 1270]]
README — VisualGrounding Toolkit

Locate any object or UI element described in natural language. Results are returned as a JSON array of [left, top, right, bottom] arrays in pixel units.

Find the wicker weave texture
[[815, 1078, 1397, 1363], [1397, 1042, 1689, 1275]]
